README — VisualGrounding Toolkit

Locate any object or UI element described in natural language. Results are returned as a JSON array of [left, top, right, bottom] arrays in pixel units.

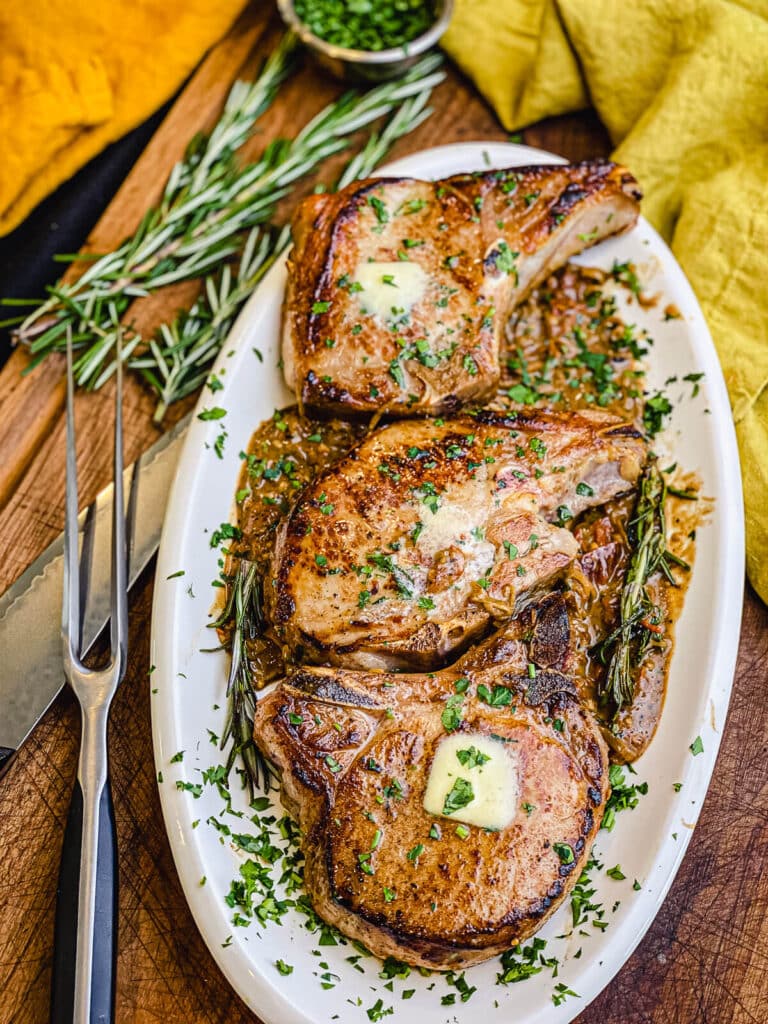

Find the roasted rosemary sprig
[[131, 84, 437, 421], [598, 460, 686, 713], [210, 559, 275, 798], [8, 47, 443, 389]]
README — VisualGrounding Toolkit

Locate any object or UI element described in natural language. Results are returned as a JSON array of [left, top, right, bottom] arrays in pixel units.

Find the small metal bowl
[[277, 0, 454, 84]]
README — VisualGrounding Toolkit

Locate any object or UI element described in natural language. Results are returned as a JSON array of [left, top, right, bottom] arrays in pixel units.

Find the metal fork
[[50, 331, 128, 1024]]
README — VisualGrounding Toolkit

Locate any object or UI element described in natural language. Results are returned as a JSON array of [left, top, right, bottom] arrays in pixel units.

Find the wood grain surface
[[0, 7, 766, 1023]]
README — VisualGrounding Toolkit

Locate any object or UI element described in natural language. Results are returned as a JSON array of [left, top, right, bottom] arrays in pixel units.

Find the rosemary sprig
[[210, 559, 275, 798], [598, 460, 684, 714], [130, 224, 290, 420], [9, 47, 444, 391], [133, 84, 437, 420]]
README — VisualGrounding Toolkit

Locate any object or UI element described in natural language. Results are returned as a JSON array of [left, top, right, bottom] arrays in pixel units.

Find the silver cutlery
[[50, 331, 128, 1023]]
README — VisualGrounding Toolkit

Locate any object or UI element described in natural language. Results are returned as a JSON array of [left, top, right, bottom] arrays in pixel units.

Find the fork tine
[[110, 329, 128, 678], [62, 328, 82, 662]]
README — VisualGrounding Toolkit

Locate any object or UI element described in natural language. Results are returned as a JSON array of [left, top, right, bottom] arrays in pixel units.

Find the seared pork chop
[[283, 161, 641, 415], [253, 623, 609, 969], [268, 409, 646, 670]]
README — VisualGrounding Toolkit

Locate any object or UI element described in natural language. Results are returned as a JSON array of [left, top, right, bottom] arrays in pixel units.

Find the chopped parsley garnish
[[456, 746, 491, 769], [477, 683, 513, 707], [643, 391, 673, 436], [601, 763, 648, 831], [369, 196, 389, 224], [197, 406, 226, 421], [690, 735, 704, 756], [441, 694, 464, 732], [442, 777, 474, 815], [552, 842, 575, 865]]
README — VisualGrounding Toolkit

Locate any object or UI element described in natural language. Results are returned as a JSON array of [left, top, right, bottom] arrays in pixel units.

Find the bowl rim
[[277, 0, 454, 66]]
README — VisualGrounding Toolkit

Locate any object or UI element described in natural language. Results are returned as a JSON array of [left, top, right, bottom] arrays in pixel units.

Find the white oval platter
[[151, 142, 744, 1023]]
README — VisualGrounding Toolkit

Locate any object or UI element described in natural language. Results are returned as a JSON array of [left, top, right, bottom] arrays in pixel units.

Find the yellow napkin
[[0, 0, 247, 236], [445, 0, 768, 602]]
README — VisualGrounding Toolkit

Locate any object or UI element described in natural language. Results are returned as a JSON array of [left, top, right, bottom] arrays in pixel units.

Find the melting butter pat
[[423, 733, 518, 831], [354, 261, 428, 321]]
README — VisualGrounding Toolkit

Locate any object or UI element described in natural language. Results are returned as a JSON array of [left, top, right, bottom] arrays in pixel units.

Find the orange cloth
[[0, 0, 249, 235]]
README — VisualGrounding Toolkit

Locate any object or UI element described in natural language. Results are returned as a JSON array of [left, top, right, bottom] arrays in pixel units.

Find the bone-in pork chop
[[282, 161, 641, 415], [253, 622, 609, 969], [267, 409, 646, 670]]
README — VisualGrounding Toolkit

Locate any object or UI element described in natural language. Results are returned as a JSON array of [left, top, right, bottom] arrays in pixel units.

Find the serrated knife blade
[[0, 414, 190, 776]]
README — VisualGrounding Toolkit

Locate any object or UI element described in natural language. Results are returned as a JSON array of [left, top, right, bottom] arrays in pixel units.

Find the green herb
[[598, 460, 682, 713], [207, 559, 274, 796], [606, 864, 626, 880], [601, 763, 648, 831], [275, 959, 293, 975], [455, 824, 470, 840], [553, 842, 574, 865], [456, 746, 491, 769], [442, 777, 474, 815], [643, 391, 673, 436], [441, 694, 464, 732], [503, 540, 518, 560], [295, 0, 437, 51], [366, 997, 393, 1021], [690, 735, 704, 756], [552, 983, 579, 1007], [407, 843, 424, 862], [496, 937, 549, 984], [477, 683, 512, 707]]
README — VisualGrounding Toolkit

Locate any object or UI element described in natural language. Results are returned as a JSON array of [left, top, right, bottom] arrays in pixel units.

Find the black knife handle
[[0, 746, 15, 778], [51, 777, 118, 1023]]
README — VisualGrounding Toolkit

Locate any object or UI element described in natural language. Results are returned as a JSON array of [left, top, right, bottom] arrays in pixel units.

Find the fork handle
[[51, 760, 118, 1021]]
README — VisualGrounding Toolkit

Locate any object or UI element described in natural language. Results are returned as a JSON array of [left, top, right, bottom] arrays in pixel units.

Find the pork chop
[[267, 409, 646, 670], [253, 622, 609, 969], [282, 160, 641, 415]]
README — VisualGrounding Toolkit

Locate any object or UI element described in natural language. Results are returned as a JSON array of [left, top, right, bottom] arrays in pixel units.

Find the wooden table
[[1, 8, 766, 1023]]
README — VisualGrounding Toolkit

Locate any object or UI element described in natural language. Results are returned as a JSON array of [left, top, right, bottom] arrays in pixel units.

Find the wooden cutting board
[[0, 6, 766, 1023]]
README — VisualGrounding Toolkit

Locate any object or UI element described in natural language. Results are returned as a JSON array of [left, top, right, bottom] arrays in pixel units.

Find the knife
[[0, 413, 190, 778]]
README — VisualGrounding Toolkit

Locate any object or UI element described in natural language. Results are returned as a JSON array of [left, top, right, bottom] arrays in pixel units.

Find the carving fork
[[50, 330, 127, 1023]]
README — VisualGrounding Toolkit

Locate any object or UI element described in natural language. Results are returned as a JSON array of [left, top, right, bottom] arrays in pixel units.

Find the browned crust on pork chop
[[267, 410, 646, 670], [282, 161, 641, 415], [254, 624, 609, 969]]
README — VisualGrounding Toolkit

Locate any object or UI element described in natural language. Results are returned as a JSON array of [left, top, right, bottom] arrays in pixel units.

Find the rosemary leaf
[[598, 460, 677, 714]]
